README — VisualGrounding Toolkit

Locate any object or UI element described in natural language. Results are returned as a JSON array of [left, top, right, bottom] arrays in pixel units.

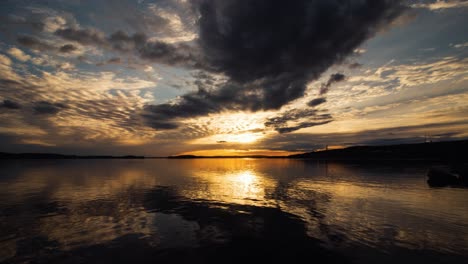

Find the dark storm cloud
[[198, 1, 370, 82], [265, 109, 333, 133], [319, 73, 346, 95], [17, 35, 56, 51], [0, 99, 21, 110], [142, 0, 404, 129], [142, 75, 308, 129], [142, 87, 223, 129], [308, 98, 327, 107], [33, 101, 68, 115], [59, 44, 78, 53]]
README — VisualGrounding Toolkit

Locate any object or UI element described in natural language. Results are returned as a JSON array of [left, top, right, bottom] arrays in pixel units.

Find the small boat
[[427, 165, 468, 187]]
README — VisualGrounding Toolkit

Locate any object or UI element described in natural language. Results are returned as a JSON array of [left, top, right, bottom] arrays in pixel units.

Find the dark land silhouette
[[169, 140, 468, 161], [2, 140, 467, 161], [0, 153, 145, 159], [289, 139, 468, 161]]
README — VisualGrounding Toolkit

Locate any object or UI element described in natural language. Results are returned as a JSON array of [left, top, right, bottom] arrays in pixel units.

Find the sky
[[0, 0, 467, 156]]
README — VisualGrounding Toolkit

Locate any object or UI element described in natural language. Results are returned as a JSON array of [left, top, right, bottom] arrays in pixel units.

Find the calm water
[[0, 159, 467, 263]]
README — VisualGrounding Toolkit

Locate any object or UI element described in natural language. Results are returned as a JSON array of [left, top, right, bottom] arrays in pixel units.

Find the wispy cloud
[[7, 47, 30, 61], [411, 0, 468, 10], [265, 109, 333, 134]]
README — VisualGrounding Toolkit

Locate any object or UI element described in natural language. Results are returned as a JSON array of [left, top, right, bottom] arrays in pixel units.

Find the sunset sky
[[0, 0, 467, 156]]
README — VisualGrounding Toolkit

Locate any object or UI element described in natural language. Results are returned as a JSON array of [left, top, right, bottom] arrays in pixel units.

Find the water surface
[[1, 159, 467, 263]]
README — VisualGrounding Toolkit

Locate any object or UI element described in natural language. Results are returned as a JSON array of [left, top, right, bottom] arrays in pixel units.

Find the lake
[[1, 159, 467, 263]]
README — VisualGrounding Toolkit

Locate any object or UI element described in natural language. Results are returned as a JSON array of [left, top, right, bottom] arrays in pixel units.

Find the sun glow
[[185, 111, 274, 145], [225, 133, 262, 143], [189, 131, 265, 145], [178, 149, 302, 157]]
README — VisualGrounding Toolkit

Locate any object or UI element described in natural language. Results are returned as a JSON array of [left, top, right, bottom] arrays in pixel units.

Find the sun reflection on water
[[183, 166, 276, 207], [0, 159, 467, 263]]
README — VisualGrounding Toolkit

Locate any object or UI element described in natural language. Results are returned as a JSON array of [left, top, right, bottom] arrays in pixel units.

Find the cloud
[[138, 40, 200, 66], [41, 15, 68, 32], [308, 98, 327, 107], [1, 7, 77, 34], [54, 28, 107, 46], [142, 74, 309, 130], [0, 54, 12, 66], [277, 73, 344, 131], [0, 54, 20, 81], [33, 101, 68, 115], [319, 73, 346, 95], [108, 30, 147, 51], [353, 48, 367, 54], [0, 99, 21, 110], [96, 57, 122, 66], [452, 42, 468, 48], [142, 0, 405, 129], [265, 109, 333, 133], [142, 89, 218, 130], [53, 27, 200, 67], [16, 36, 83, 56], [107, 57, 121, 64], [7, 47, 31, 62], [16, 35, 56, 51], [336, 57, 468, 109], [86, 0, 197, 43], [273, 121, 333, 134], [59, 44, 78, 53], [411, 0, 468, 10], [348, 62, 363, 69], [393, 59, 464, 87], [0, 59, 160, 151], [197, 1, 402, 81]]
